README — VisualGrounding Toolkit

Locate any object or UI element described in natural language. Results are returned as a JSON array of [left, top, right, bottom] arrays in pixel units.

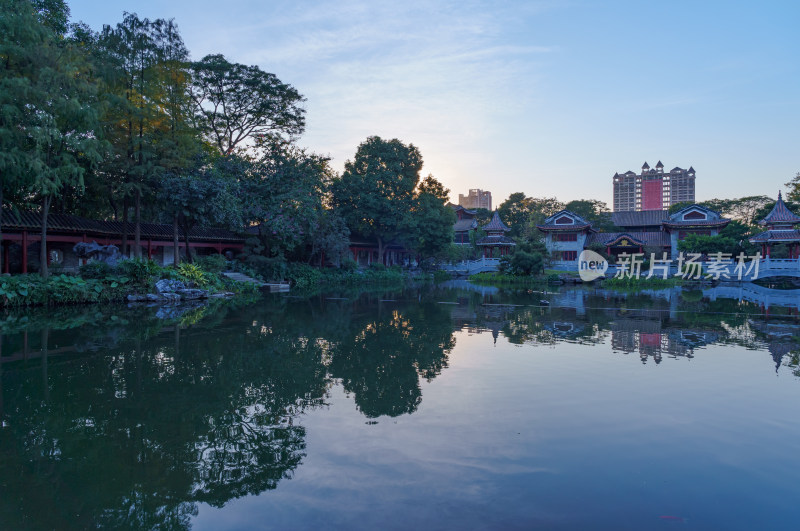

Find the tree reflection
[[0, 292, 458, 529], [328, 301, 455, 418]]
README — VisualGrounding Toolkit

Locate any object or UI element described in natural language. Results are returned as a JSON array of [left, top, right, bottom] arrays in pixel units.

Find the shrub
[[196, 254, 228, 273], [339, 258, 358, 272], [433, 270, 451, 283], [177, 263, 209, 287], [118, 259, 162, 287], [79, 261, 113, 279], [286, 263, 323, 289]]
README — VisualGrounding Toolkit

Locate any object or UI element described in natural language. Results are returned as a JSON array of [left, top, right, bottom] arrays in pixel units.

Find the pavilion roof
[[482, 211, 511, 232], [761, 192, 800, 225], [476, 234, 516, 246], [748, 229, 800, 243]]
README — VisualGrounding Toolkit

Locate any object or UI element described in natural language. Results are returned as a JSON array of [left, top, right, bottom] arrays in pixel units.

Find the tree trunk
[[121, 196, 129, 258], [134, 189, 142, 259], [0, 173, 4, 273], [377, 237, 385, 265], [183, 218, 192, 264], [40, 196, 51, 279], [172, 214, 180, 266]]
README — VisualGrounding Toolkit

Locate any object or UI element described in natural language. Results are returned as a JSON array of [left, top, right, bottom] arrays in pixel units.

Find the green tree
[[564, 199, 617, 231], [97, 14, 197, 258], [786, 172, 800, 202], [497, 192, 531, 238], [190, 54, 305, 155], [332, 136, 423, 263], [402, 175, 456, 261], [160, 164, 241, 263], [0, 0, 103, 278]]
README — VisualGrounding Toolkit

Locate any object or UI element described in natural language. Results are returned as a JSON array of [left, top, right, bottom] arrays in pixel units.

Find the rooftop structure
[[476, 211, 515, 257], [749, 192, 800, 258]]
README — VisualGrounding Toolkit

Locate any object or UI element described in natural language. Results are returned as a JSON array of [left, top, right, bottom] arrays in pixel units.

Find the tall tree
[[1, 0, 102, 278], [332, 136, 423, 263], [98, 14, 175, 258], [190, 54, 305, 155], [402, 175, 456, 260]]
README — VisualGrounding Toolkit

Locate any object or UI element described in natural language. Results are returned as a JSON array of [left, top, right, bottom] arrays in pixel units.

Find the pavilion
[[477, 211, 516, 258], [749, 192, 800, 259]]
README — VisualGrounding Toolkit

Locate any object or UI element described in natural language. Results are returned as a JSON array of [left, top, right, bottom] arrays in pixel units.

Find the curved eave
[[662, 220, 730, 229], [536, 224, 592, 232]]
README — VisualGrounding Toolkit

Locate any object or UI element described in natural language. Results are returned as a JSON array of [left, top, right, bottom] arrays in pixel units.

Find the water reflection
[[0, 283, 799, 529]]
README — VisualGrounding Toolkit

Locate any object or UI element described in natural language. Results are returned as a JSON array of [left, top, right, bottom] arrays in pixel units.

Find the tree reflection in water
[[0, 285, 798, 529]]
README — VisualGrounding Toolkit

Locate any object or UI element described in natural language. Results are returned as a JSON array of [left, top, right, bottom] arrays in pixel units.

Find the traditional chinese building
[[450, 204, 478, 245], [538, 204, 730, 269], [748, 192, 800, 258], [477, 211, 515, 258], [536, 210, 593, 269], [1, 210, 244, 274]]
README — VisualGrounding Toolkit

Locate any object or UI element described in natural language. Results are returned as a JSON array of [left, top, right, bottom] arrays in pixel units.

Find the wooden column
[[3, 242, 8, 274], [147, 239, 153, 259], [22, 230, 28, 273]]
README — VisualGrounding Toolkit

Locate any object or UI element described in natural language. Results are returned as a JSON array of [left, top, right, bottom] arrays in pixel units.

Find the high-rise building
[[458, 189, 492, 211], [613, 161, 695, 212]]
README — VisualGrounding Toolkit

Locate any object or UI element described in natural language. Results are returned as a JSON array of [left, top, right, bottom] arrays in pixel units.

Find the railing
[[440, 257, 501, 275]]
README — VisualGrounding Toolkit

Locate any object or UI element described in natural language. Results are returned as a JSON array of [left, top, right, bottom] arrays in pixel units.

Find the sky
[[67, 0, 799, 207]]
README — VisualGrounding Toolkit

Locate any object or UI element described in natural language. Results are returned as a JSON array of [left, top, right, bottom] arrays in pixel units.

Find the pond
[[1, 282, 800, 530]]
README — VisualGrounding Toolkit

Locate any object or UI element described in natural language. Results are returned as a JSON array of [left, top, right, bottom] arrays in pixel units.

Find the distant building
[[458, 189, 492, 211], [613, 161, 695, 212]]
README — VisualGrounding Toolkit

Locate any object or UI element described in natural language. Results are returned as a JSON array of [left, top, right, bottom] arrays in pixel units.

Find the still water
[[1, 282, 800, 530]]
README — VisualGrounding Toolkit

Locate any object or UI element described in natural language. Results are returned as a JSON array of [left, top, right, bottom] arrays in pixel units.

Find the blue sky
[[68, 0, 799, 206]]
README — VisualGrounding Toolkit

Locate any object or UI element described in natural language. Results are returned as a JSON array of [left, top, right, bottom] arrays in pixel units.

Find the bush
[[245, 255, 287, 281], [79, 261, 113, 279], [286, 263, 323, 289], [117, 259, 162, 287], [433, 270, 451, 283], [195, 254, 228, 273], [177, 263, 209, 287], [339, 258, 358, 272]]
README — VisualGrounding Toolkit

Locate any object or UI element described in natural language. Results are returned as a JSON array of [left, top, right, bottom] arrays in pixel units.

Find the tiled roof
[[749, 230, 800, 243], [454, 219, 477, 232], [586, 231, 671, 247], [611, 210, 669, 227], [537, 223, 592, 232], [662, 219, 730, 228], [762, 192, 800, 225], [476, 234, 516, 246], [2, 209, 244, 243], [482, 211, 511, 232]]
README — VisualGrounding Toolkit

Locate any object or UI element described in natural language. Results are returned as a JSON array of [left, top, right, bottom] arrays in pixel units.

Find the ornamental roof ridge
[[761, 191, 800, 225], [482, 210, 511, 232]]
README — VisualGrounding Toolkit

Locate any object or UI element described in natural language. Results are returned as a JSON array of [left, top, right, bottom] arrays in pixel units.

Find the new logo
[[578, 250, 608, 281]]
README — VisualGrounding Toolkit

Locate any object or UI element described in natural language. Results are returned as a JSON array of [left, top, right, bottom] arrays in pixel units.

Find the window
[[555, 216, 573, 225], [683, 210, 706, 220], [556, 250, 577, 261], [555, 233, 578, 242]]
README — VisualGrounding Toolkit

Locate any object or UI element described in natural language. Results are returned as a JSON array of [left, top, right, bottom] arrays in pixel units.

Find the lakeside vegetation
[[0, 256, 257, 307]]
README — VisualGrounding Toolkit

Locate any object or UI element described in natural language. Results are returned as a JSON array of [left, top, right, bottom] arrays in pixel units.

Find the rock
[[210, 291, 235, 298], [162, 293, 182, 301], [155, 279, 186, 294], [176, 288, 209, 300], [146, 293, 163, 301], [127, 294, 148, 302]]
